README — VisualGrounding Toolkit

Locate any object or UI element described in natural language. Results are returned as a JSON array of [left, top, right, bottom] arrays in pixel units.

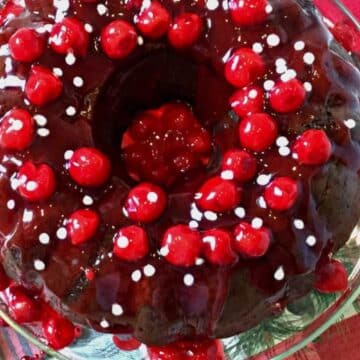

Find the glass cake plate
[[0, 1, 359, 359]]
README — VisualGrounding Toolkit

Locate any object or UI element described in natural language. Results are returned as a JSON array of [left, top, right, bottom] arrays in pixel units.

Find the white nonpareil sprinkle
[[6, 199, 15, 210], [303, 82, 313, 92], [275, 58, 286, 67], [65, 52, 76, 66], [97, 4, 108, 15], [265, 4, 273, 13], [306, 235, 317, 247], [276, 136, 289, 147], [159, 246, 169, 257], [84, 23, 93, 33], [204, 211, 218, 221], [183, 273, 195, 287], [257, 174, 272, 186], [252, 42, 263, 54], [143, 264, 156, 277], [267, 34, 280, 47], [73, 76, 84, 87], [274, 266, 285, 281], [221, 170, 234, 180], [33, 114, 47, 127], [248, 89, 258, 99], [280, 69, 297, 82], [234, 207, 246, 219], [206, 0, 219, 11], [66, 106, 77, 117], [56, 227, 67, 240], [264, 80, 275, 91], [137, 36, 144, 46], [100, 319, 110, 328], [83, 195, 94, 206], [251, 217, 263, 229], [64, 150, 74, 160], [294, 41, 305, 51], [111, 303, 124, 316], [39, 233, 50, 245], [34, 259, 46, 271], [195, 258, 205, 266], [294, 219, 305, 230], [303, 52, 315, 65], [117, 235, 129, 248], [257, 196, 267, 209], [190, 203, 203, 221], [278, 146, 291, 157], [189, 220, 199, 229], [131, 270, 142, 282], [344, 119, 356, 129], [37, 128, 50, 137], [52, 67, 63, 77]]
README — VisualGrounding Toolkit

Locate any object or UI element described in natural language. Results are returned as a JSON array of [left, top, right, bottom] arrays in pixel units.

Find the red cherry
[[264, 177, 299, 211], [238, 113, 278, 152], [0, 264, 10, 291], [101, 20, 137, 59], [161, 225, 202, 267], [202, 229, 237, 265], [9, 28, 45, 62], [135, 1, 171, 39], [233, 222, 271, 257], [315, 259, 348, 293], [49, 17, 89, 56], [0, 108, 34, 151], [42, 314, 75, 350], [8, 286, 41, 323], [292, 129, 332, 165], [113, 335, 141, 351], [68, 147, 111, 187], [124, 182, 167, 223], [25, 66, 63, 107], [196, 176, 240, 212], [221, 149, 257, 182], [269, 79, 306, 113], [168, 13, 202, 49], [113, 225, 149, 262], [229, 85, 264, 117], [229, 0, 268, 26], [66, 209, 100, 245], [17, 161, 56, 202], [0, 1, 24, 26], [225, 48, 265, 88]]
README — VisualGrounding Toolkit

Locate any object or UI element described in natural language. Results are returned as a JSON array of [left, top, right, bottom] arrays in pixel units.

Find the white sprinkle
[[189, 220, 199, 229], [221, 170, 234, 180], [183, 273, 194, 287], [251, 217, 263, 229], [22, 209, 33, 223], [65, 52, 76, 66], [64, 150, 74, 160], [204, 211, 218, 221], [66, 106, 76, 117], [303, 52, 315, 65], [159, 246, 169, 257], [190, 203, 203, 221], [306, 235, 317, 247], [195, 258, 205, 266], [117, 236, 129, 248], [274, 266, 285, 281], [264, 80, 275, 91], [280, 69, 297, 82], [4, 198, 15, 211], [39, 233, 50, 245], [111, 304, 124, 316], [257, 174, 272, 186], [83, 195, 94, 206], [344, 119, 356, 129], [56, 227, 67, 240], [252, 42, 263, 54], [131, 270, 142, 282], [52, 67, 63, 77], [234, 207, 246, 219], [276, 136, 289, 147], [257, 196, 267, 209], [294, 41, 305, 51], [248, 89, 258, 99], [73, 76, 84, 88], [275, 58, 286, 67], [276, 63, 288, 74], [147, 192, 158, 203], [137, 36, 144, 46], [100, 319, 110, 328], [279, 146, 291, 157], [26, 181, 38, 191], [267, 34, 280, 47], [206, 0, 219, 10], [34, 259, 46, 271], [33, 114, 47, 127], [143, 264, 156, 277], [97, 4, 108, 15], [294, 219, 305, 230], [265, 4, 273, 13], [84, 23, 93, 33], [303, 82, 313, 92], [37, 128, 50, 137]]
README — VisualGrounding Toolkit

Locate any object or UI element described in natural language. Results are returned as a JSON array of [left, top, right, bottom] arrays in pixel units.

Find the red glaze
[[292, 129, 332, 165], [16, 161, 56, 202], [229, 85, 264, 117], [229, 0, 268, 26], [101, 20, 137, 60], [161, 225, 202, 267], [221, 149, 257, 182], [9, 28, 45, 62], [113, 225, 149, 261], [315, 259, 348, 293], [68, 147, 111, 187], [264, 177, 299, 211], [0, 109, 34, 151], [233, 222, 271, 258], [49, 18, 89, 56], [66, 209, 100, 245]]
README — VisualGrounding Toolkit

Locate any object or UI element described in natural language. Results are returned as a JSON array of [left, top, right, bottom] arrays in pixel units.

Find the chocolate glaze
[[0, 0, 359, 345]]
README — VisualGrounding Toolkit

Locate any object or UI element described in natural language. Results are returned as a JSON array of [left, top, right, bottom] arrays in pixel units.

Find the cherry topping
[[196, 176, 241, 212], [221, 149, 257, 182], [315, 259, 348, 293], [230, 85, 264, 118], [269, 79, 306, 113], [202, 229, 237, 265], [42, 314, 76, 350], [113, 335, 141, 351], [113, 225, 149, 262], [101, 20, 137, 60], [17, 161, 56, 202], [0, 1, 24, 26], [68, 147, 111, 187], [161, 225, 202, 267], [264, 177, 299, 211], [8, 286, 41, 324], [25, 66, 63, 107], [9, 28, 45, 62], [0, 264, 10, 291], [123, 182, 167, 223], [225, 48, 265, 88], [229, 0, 268, 26], [0, 108, 34, 151], [168, 13, 202, 49], [135, 1, 171, 39], [238, 113, 278, 152], [66, 209, 100, 245], [233, 222, 271, 257], [49, 18, 89, 56], [292, 129, 332, 165]]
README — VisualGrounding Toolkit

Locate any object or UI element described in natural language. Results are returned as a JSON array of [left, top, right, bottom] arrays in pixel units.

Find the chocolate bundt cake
[[0, 0, 359, 351]]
